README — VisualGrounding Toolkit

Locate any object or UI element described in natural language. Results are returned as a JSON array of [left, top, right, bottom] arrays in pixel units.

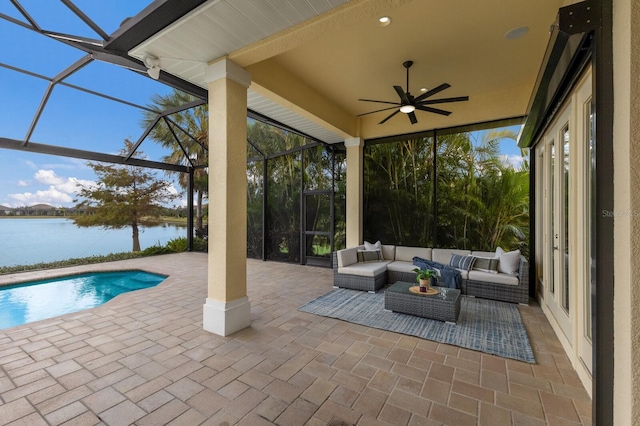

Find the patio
[[0, 253, 591, 425]]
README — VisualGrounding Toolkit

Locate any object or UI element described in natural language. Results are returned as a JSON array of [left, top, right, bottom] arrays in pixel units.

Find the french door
[[537, 67, 593, 382], [576, 71, 594, 374], [543, 105, 572, 339]]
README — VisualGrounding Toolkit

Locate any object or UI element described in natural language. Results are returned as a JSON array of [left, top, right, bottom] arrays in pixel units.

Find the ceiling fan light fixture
[[378, 16, 391, 26], [400, 104, 415, 113]]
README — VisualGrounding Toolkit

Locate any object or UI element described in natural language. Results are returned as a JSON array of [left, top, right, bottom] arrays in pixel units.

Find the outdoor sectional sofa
[[332, 244, 529, 304]]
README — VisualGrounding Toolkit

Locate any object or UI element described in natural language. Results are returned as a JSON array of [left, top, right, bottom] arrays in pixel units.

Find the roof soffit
[[127, 0, 564, 142]]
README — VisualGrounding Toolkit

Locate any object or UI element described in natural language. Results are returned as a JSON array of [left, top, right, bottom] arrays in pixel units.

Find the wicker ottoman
[[384, 281, 461, 323]]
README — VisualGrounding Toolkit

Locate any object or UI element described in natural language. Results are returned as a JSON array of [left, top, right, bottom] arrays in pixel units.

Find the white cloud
[[6, 170, 96, 207], [25, 160, 37, 169], [17, 180, 28, 187], [34, 169, 65, 185], [9, 186, 73, 206], [57, 177, 95, 193], [499, 154, 525, 169], [166, 183, 180, 196], [33, 170, 95, 192]]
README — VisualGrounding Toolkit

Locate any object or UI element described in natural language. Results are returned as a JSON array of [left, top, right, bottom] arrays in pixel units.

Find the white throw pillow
[[364, 240, 384, 259], [495, 247, 520, 275]]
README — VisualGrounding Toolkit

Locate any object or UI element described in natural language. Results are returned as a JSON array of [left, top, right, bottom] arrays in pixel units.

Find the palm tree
[[141, 89, 208, 234], [363, 127, 529, 253]]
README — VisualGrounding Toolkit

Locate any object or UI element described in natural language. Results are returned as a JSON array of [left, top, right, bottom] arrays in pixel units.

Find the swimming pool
[[0, 270, 167, 329]]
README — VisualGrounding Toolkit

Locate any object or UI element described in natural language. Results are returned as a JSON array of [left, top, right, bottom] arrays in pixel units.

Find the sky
[[0, 1, 527, 209], [0, 1, 184, 209]]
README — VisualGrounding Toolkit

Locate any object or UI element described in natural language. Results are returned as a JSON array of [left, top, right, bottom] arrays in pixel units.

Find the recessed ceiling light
[[420, 87, 428, 92], [505, 26, 529, 40], [378, 16, 392, 26]]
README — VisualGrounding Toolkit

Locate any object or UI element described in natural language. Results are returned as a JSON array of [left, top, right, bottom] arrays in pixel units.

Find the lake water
[[0, 218, 187, 267]]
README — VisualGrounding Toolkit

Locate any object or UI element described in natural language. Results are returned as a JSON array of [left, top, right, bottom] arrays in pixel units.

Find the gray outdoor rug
[[299, 288, 535, 363]]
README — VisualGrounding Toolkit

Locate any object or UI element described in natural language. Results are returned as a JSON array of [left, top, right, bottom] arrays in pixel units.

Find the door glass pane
[[587, 101, 595, 341], [562, 124, 570, 312], [550, 141, 555, 294], [304, 193, 332, 260], [536, 149, 544, 292], [267, 153, 301, 263], [305, 234, 331, 258], [305, 194, 330, 232], [304, 146, 332, 190]]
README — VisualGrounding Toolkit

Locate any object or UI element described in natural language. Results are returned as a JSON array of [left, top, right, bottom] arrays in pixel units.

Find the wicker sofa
[[333, 244, 529, 304]]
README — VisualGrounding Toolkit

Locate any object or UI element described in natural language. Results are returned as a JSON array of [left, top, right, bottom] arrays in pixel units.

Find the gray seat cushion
[[338, 260, 391, 277], [386, 261, 416, 273], [468, 270, 518, 285]]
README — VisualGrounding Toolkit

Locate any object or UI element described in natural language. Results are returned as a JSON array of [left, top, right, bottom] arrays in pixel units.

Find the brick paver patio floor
[[0, 253, 591, 425]]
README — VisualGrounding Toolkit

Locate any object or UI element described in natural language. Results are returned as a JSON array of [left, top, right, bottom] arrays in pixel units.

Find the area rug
[[299, 288, 535, 363]]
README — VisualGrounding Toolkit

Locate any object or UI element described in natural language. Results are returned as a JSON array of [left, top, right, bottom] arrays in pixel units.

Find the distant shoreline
[[0, 216, 190, 225], [0, 216, 72, 219]]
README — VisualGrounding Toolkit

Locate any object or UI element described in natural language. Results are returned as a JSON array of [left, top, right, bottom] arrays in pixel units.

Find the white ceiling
[[129, 0, 566, 143]]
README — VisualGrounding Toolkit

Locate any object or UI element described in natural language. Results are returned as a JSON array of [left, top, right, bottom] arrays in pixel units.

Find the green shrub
[[142, 244, 172, 255], [166, 237, 188, 252], [0, 251, 145, 275], [0, 237, 209, 275], [194, 237, 208, 252]]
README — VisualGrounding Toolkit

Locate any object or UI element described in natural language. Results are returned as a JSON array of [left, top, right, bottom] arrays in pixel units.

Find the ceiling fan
[[358, 60, 469, 125]]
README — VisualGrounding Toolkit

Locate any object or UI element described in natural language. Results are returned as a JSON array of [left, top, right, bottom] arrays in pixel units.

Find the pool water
[[0, 270, 167, 329]]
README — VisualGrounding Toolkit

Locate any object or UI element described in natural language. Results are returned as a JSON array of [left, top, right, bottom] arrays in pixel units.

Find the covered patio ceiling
[[125, 0, 566, 143]]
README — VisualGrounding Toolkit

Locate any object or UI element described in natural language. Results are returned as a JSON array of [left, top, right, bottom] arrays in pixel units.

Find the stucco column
[[345, 137, 363, 247], [202, 59, 251, 336], [613, 0, 640, 423]]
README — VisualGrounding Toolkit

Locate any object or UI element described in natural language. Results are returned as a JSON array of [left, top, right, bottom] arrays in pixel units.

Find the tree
[[73, 141, 179, 252], [142, 89, 208, 235], [363, 128, 530, 254]]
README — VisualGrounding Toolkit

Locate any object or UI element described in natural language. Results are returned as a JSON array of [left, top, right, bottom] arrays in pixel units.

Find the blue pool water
[[0, 270, 167, 329]]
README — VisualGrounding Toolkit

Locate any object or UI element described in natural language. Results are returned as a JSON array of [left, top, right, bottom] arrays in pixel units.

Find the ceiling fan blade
[[415, 105, 451, 116], [413, 83, 451, 103], [379, 109, 400, 124], [358, 98, 401, 106], [357, 105, 401, 117], [418, 96, 469, 105], [408, 111, 418, 124], [393, 85, 411, 104]]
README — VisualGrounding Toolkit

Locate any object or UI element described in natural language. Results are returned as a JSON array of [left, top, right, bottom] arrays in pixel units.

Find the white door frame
[[536, 67, 594, 394]]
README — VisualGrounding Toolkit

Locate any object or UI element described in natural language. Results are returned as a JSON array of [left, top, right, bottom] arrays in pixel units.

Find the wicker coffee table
[[384, 281, 461, 323]]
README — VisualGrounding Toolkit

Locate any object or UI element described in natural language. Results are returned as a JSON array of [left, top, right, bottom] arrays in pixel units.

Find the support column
[[345, 137, 363, 247], [613, 0, 640, 423], [202, 59, 251, 336]]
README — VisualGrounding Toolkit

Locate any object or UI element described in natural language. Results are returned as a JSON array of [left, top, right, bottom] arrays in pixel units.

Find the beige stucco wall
[[613, 0, 640, 423], [207, 76, 248, 303], [345, 137, 364, 247]]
